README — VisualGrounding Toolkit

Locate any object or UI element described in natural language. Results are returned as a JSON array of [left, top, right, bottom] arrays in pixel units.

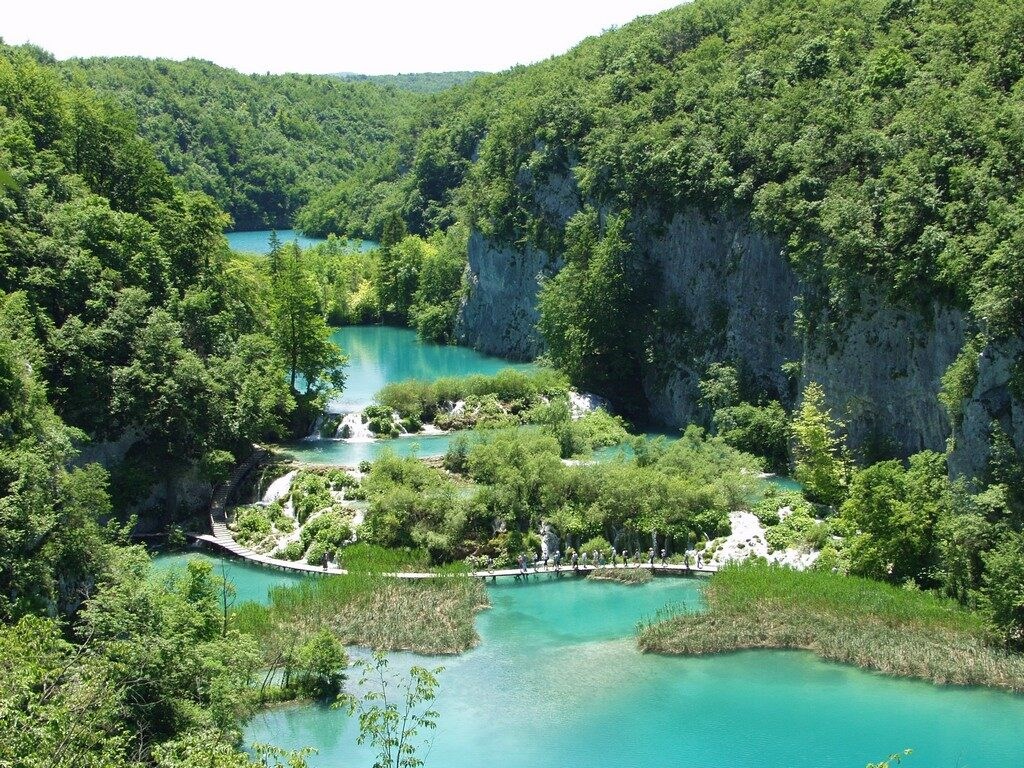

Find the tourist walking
[[648, 547, 655, 567], [554, 550, 561, 571], [571, 551, 579, 570], [622, 550, 629, 567], [660, 548, 667, 565], [581, 551, 588, 569], [611, 547, 618, 566]]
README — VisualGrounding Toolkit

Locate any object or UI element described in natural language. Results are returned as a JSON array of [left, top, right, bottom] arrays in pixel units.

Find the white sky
[[3, 0, 683, 75]]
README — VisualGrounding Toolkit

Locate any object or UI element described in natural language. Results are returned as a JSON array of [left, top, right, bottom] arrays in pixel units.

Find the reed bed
[[588, 567, 654, 585], [637, 563, 1024, 692], [235, 547, 488, 655]]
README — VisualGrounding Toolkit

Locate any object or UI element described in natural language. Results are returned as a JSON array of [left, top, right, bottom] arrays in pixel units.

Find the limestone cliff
[[455, 192, 1022, 467]]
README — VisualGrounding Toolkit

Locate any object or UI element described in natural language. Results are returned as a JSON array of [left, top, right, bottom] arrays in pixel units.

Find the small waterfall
[[393, 413, 409, 435], [305, 412, 326, 441], [569, 390, 608, 419], [338, 412, 374, 442], [262, 470, 297, 504]]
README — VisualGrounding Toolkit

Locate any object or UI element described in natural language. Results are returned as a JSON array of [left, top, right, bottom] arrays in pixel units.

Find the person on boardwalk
[[684, 551, 691, 572], [611, 547, 618, 566], [696, 551, 703, 569], [622, 549, 629, 567], [571, 550, 579, 571], [580, 551, 588, 569], [554, 550, 561, 571], [660, 548, 667, 565], [517, 554, 525, 574], [648, 548, 655, 568]]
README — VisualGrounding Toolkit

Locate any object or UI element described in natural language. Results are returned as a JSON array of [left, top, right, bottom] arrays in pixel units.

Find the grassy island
[[637, 564, 1024, 693]]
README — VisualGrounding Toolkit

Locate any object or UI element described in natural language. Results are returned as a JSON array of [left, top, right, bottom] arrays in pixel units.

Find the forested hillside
[[0, 44, 346, 518], [333, 71, 485, 93], [64, 56, 420, 229], [337, 0, 1022, 464]]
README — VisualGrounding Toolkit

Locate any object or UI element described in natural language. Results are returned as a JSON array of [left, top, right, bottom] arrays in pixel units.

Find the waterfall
[[262, 470, 297, 504], [338, 412, 374, 442], [305, 412, 326, 441]]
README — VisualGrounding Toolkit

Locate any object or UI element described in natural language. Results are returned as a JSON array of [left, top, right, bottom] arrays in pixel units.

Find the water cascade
[[261, 470, 296, 504], [338, 412, 373, 441]]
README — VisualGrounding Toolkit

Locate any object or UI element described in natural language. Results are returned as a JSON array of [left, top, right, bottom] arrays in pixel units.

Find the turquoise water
[[153, 552, 1024, 767], [284, 433, 456, 465], [151, 551, 306, 604], [243, 575, 1024, 768], [327, 326, 536, 411], [225, 229, 376, 254], [283, 325, 536, 464]]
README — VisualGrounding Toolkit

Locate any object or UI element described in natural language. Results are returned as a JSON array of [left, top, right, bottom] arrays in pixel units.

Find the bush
[[364, 404, 399, 437], [199, 449, 236, 485], [234, 506, 272, 545], [306, 541, 329, 566], [277, 540, 306, 561], [579, 536, 613, 559], [300, 509, 353, 551], [291, 472, 333, 524]]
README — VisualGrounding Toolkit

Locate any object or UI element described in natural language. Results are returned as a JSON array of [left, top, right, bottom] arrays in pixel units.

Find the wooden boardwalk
[[188, 532, 715, 580], [192, 446, 716, 580]]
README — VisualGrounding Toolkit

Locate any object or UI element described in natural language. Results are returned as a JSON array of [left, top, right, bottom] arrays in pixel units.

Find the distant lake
[[225, 229, 377, 254]]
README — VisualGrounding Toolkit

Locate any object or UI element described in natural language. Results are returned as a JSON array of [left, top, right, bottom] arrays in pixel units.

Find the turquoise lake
[[282, 325, 535, 464], [225, 229, 377, 254], [153, 553, 1024, 768]]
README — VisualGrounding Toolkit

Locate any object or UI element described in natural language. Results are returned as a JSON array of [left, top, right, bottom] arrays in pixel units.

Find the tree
[[840, 452, 947, 584], [698, 362, 740, 413], [980, 532, 1024, 647], [268, 245, 347, 398], [790, 383, 852, 507], [713, 400, 789, 473], [339, 651, 443, 768], [296, 629, 348, 698]]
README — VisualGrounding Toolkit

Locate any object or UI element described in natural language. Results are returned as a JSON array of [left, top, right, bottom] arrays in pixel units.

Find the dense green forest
[[63, 56, 422, 229], [332, 71, 485, 93], [337, 0, 1024, 339], [3, 0, 1024, 763]]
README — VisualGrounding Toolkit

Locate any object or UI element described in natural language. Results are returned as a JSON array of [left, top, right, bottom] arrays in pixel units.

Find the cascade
[[338, 412, 374, 442], [261, 470, 296, 504], [304, 412, 326, 441]]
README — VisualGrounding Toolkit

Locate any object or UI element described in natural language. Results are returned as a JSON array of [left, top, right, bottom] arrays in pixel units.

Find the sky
[[3, 0, 683, 75]]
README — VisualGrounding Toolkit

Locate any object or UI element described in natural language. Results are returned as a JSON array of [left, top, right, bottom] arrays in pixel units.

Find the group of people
[[513, 547, 705, 574]]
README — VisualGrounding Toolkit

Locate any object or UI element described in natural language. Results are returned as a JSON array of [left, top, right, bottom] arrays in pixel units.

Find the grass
[[588, 566, 654, 584], [236, 571, 487, 655], [234, 545, 488, 655], [637, 562, 1024, 692]]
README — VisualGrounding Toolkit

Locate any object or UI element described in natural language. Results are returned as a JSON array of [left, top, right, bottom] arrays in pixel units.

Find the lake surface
[[165, 551, 1022, 768], [283, 325, 536, 464], [225, 229, 377, 254]]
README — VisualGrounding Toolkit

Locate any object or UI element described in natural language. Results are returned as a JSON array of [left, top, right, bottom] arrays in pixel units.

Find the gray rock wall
[[950, 337, 1024, 478], [454, 200, 1019, 464], [454, 230, 558, 360]]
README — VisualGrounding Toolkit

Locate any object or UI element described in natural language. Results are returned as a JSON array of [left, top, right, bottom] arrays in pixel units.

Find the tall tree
[[790, 382, 852, 507], [268, 245, 346, 398]]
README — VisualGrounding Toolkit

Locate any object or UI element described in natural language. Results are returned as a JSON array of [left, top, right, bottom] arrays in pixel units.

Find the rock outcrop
[[454, 195, 1023, 466]]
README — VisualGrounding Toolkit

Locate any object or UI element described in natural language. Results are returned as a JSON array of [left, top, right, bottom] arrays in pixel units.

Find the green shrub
[[291, 472, 333, 524], [277, 541, 306, 561], [234, 506, 272, 545], [580, 535, 613, 559], [300, 509, 353, 551], [306, 541, 329, 566]]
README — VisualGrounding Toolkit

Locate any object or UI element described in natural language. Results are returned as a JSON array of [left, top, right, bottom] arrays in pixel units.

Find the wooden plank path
[[192, 446, 717, 580], [188, 532, 716, 580]]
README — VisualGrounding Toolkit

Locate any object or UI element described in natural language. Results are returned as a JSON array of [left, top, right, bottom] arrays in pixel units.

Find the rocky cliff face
[[950, 337, 1024, 478], [455, 190, 1024, 466], [453, 231, 558, 360]]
